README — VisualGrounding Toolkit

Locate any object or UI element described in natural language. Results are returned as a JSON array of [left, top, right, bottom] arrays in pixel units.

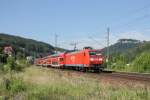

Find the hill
[[103, 39, 150, 62], [0, 33, 65, 57], [121, 40, 150, 63], [103, 39, 150, 72], [102, 39, 140, 56]]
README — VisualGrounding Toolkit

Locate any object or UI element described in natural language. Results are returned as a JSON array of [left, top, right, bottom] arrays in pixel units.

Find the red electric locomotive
[[64, 49, 104, 72]]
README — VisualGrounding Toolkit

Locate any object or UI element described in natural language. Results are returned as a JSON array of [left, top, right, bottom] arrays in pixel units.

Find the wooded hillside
[[0, 33, 56, 57]]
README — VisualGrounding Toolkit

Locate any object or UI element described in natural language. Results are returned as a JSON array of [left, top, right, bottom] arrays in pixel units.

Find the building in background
[[3, 46, 13, 56]]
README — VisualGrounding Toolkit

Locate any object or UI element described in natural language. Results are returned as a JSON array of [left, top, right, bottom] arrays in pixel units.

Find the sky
[[0, 0, 150, 50]]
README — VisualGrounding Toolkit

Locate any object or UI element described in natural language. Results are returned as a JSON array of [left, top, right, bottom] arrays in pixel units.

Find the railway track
[[64, 68, 150, 82], [38, 66, 150, 83], [106, 72, 150, 82]]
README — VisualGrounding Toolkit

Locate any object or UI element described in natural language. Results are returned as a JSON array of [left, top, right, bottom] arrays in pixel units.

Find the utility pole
[[55, 33, 58, 53], [70, 42, 78, 51], [107, 27, 110, 63], [74, 43, 77, 50]]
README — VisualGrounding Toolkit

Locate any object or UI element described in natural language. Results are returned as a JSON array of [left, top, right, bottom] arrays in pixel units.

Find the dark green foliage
[[0, 63, 4, 72], [9, 78, 26, 93], [6, 56, 16, 70], [2, 75, 26, 94], [0, 46, 8, 63], [0, 47, 3, 53], [16, 59, 30, 71], [16, 52, 25, 59], [103, 39, 150, 73], [0, 72, 26, 99], [131, 51, 150, 72], [0, 54, 8, 63], [3, 56, 25, 72]]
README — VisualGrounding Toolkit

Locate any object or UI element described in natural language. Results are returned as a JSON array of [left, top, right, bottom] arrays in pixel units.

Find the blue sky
[[0, 0, 150, 49]]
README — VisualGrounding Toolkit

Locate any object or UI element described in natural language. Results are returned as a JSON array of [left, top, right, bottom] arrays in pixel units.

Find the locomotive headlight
[[90, 58, 94, 61], [99, 58, 103, 61]]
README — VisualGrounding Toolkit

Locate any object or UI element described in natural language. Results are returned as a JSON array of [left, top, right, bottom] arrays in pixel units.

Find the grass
[[0, 66, 150, 100]]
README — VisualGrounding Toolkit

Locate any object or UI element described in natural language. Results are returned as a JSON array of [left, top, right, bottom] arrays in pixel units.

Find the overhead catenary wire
[[55, 33, 58, 53], [88, 36, 105, 47], [111, 3, 150, 37], [56, 4, 150, 50], [114, 14, 150, 33], [87, 4, 150, 48], [127, 3, 150, 16], [107, 28, 110, 63]]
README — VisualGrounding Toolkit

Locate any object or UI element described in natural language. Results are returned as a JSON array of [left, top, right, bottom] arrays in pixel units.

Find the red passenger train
[[35, 48, 104, 72]]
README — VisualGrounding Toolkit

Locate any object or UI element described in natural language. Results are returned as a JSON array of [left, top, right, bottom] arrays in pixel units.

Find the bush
[[3, 56, 26, 72], [0, 75, 26, 99], [131, 51, 150, 73], [0, 54, 8, 63], [16, 52, 25, 60], [3, 64, 11, 72], [2, 75, 26, 93], [10, 78, 26, 93], [16, 64, 25, 71], [16, 59, 30, 71], [109, 55, 127, 71], [6, 56, 16, 70], [0, 63, 4, 71]]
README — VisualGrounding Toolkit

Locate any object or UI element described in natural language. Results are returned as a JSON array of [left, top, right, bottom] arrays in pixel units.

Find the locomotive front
[[89, 50, 104, 71]]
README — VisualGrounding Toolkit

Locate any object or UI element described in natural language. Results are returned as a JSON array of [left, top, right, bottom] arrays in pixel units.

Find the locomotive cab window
[[89, 51, 101, 56], [89, 52, 96, 55]]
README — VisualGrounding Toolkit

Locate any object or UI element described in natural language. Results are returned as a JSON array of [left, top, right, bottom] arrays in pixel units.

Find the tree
[[0, 47, 3, 54], [16, 52, 25, 60], [132, 51, 150, 72], [6, 56, 16, 71]]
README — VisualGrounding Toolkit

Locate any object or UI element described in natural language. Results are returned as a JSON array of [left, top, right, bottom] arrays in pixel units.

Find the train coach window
[[60, 58, 64, 61]]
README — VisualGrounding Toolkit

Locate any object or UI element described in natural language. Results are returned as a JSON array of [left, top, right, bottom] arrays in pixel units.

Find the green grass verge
[[0, 66, 150, 100]]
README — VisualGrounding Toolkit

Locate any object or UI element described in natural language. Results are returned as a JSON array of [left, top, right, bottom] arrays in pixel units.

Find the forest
[[103, 39, 150, 73]]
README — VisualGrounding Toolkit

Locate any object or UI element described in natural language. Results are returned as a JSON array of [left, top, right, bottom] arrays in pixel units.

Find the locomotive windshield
[[89, 51, 102, 56], [89, 52, 96, 55]]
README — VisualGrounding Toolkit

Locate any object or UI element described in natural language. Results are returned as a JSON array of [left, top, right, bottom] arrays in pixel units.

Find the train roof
[[51, 52, 65, 57], [36, 49, 102, 59]]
